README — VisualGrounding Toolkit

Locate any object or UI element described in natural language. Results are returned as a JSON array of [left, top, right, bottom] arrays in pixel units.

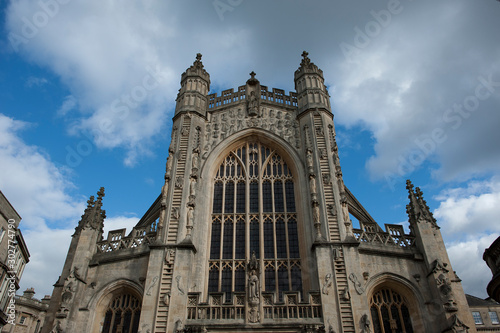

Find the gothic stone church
[[42, 53, 476, 333]]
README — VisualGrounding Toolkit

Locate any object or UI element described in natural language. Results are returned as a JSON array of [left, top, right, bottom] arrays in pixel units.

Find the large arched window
[[370, 288, 414, 333], [208, 142, 302, 302], [101, 293, 141, 333]]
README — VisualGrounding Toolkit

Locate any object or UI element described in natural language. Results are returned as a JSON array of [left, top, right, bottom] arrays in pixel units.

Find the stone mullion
[[245, 143, 251, 264]]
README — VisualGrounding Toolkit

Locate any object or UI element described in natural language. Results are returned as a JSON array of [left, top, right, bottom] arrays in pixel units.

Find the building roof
[[466, 294, 500, 307]]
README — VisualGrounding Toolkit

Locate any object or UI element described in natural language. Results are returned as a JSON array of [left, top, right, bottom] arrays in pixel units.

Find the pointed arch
[[202, 130, 309, 302], [366, 273, 426, 332], [87, 279, 144, 333]]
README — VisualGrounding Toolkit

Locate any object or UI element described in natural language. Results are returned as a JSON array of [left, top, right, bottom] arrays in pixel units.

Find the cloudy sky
[[1, 0, 499, 299]]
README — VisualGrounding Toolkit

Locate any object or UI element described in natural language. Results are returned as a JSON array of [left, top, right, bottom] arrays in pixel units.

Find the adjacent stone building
[[1, 288, 49, 333], [42, 53, 477, 332], [0, 191, 29, 331], [466, 294, 500, 332]]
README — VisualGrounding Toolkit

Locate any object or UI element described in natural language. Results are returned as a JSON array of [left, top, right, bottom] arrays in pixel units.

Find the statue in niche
[[248, 91, 259, 117], [247, 251, 260, 323], [191, 149, 200, 176], [306, 148, 314, 174], [165, 154, 174, 178], [309, 174, 317, 196], [248, 270, 259, 301], [313, 204, 320, 223]]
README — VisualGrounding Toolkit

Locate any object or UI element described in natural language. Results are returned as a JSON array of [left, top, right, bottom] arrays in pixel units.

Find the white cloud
[[434, 178, 500, 235], [25, 76, 48, 88], [0, 114, 83, 226], [0, 113, 141, 297], [57, 95, 77, 116], [433, 179, 500, 297], [446, 234, 497, 298]]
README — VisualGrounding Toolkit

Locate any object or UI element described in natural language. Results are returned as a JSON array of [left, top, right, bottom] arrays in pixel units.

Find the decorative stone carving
[[204, 107, 299, 150], [322, 173, 331, 185], [360, 314, 371, 333], [176, 276, 185, 295], [165, 249, 175, 264], [349, 273, 365, 295], [172, 207, 180, 220], [175, 319, 184, 333], [309, 174, 317, 201], [341, 287, 350, 301], [247, 252, 260, 323], [306, 148, 314, 175], [186, 206, 194, 238], [146, 276, 158, 296], [191, 149, 200, 178], [175, 176, 184, 189], [162, 292, 170, 306], [319, 148, 327, 159], [247, 90, 260, 117], [327, 204, 337, 217], [322, 273, 333, 295], [447, 314, 470, 332], [315, 126, 324, 137], [429, 259, 449, 275]]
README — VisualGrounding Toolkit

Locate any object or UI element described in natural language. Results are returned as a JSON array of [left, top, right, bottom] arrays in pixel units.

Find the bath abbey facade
[[42, 53, 476, 332]]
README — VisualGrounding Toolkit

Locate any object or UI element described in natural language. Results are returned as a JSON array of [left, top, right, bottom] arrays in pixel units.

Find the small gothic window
[[101, 293, 141, 333], [209, 142, 302, 300], [370, 288, 414, 333]]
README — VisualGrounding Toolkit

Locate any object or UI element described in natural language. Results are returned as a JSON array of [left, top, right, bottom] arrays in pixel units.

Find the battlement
[[207, 85, 297, 110]]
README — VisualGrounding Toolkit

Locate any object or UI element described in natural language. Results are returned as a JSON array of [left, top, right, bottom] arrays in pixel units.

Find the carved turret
[[294, 51, 331, 115], [175, 53, 211, 116], [406, 180, 438, 230], [74, 187, 106, 238], [43, 188, 106, 333], [404, 180, 475, 329]]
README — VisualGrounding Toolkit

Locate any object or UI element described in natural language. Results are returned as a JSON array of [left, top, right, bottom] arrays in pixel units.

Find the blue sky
[[1, 0, 499, 299]]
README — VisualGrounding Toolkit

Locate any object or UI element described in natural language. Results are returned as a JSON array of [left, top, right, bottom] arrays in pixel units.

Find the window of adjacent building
[[0, 226, 5, 244], [370, 288, 414, 333], [208, 142, 302, 302], [19, 316, 27, 325], [101, 293, 141, 333], [490, 311, 500, 324], [472, 311, 483, 325]]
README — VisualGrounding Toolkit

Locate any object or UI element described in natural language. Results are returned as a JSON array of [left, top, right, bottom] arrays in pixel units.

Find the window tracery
[[370, 288, 414, 333], [209, 142, 302, 301], [101, 293, 141, 333]]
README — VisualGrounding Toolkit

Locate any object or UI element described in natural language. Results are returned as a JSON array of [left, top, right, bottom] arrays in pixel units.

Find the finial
[[196, 53, 202, 61], [87, 196, 95, 208], [406, 179, 414, 191], [97, 187, 105, 201], [249, 71, 256, 79], [302, 50, 309, 59]]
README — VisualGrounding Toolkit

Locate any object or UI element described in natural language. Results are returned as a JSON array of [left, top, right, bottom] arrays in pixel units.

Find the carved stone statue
[[249, 270, 259, 301], [248, 91, 259, 117]]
